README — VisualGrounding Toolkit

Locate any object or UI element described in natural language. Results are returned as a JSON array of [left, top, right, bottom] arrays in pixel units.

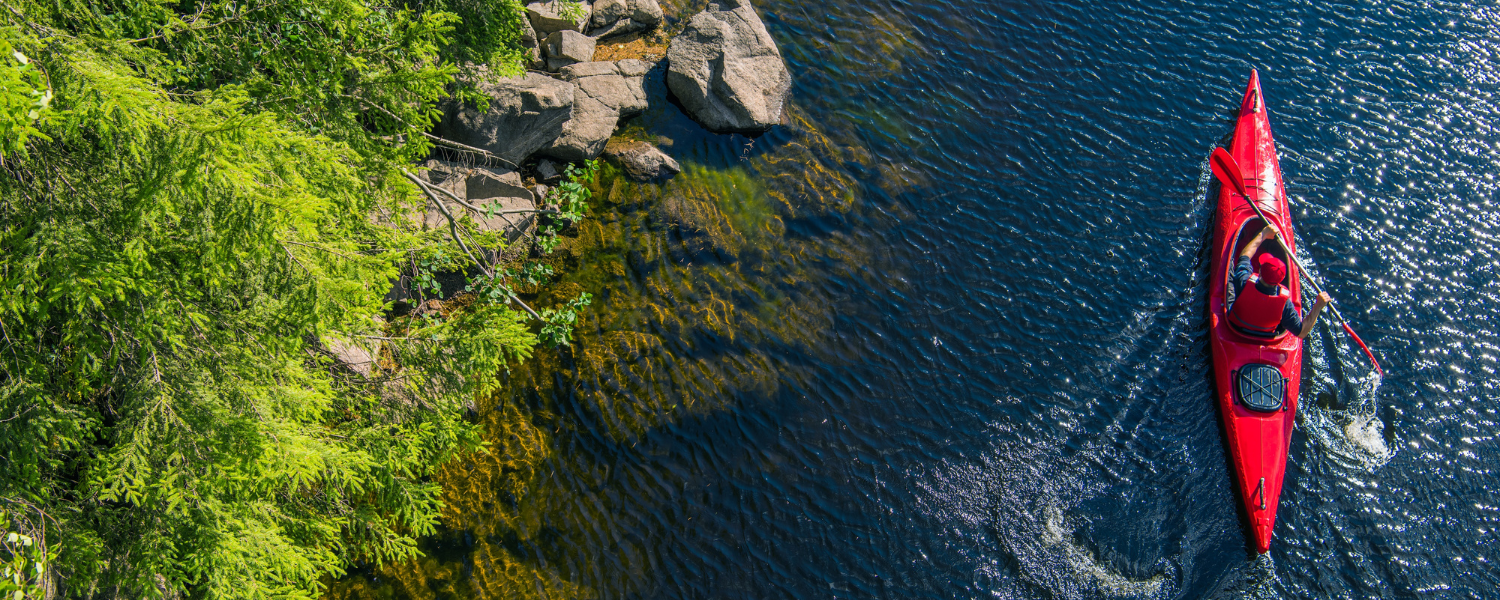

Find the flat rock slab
[[543, 60, 652, 161], [416, 160, 536, 246], [667, 0, 791, 133], [604, 139, 680, 181]]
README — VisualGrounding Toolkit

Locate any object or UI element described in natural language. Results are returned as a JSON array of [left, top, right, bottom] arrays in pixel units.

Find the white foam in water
[[1039, 504, 1169, 598], [1344, 408, 1390, 459], [919, 440, 1175, 600], [1301, 374, 1395, 472]]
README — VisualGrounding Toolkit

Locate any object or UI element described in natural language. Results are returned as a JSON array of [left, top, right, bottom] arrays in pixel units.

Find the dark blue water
[[338, 0, 1500, 598]]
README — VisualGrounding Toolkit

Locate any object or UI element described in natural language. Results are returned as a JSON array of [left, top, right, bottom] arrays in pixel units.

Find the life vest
[[1229, 274, 1289, 339]]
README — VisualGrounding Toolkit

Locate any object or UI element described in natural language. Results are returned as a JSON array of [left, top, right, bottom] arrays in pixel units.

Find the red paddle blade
[[1342, 322, 1385, 378], [1210, 147, 1248, 198]]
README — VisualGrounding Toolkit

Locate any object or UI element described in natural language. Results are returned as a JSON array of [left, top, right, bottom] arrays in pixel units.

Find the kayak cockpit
[[1222, 216, 1298, 344]]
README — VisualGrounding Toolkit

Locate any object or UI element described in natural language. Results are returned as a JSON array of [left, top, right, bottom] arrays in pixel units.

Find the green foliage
[[556, 0, 589, 25], [536, 159, 598, 254], [0, 510, 46, 600], [423, 0, 530, 77], [539, 292, 593, 348], [0, 42, 49, 163], [553, 159, 599, 220], [0, 0, 587, 598], [517, 263, 556, 287], [0, 35, 50, 163]]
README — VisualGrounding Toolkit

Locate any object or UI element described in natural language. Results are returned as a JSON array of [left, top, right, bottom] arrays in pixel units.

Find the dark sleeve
[[1231, 256, 1252, 293], [1281, 300, 1304, 335]]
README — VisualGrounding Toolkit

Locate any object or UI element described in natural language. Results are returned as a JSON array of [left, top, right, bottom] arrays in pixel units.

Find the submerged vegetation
[[326, 106, 929, 598], [0, 0, 611, 597]]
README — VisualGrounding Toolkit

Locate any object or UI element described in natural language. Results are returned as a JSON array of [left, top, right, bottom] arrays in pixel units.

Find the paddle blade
[[1210, 147, 1248, 198], [1342, 322, 1385, 378]]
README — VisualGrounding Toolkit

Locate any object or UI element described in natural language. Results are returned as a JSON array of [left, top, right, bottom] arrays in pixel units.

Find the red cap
[[1256, 254, 1287, 285]]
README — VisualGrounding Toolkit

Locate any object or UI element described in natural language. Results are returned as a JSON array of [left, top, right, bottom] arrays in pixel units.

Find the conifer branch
[[401, 170, 545, 320], [284, 240, 362, 261], [128, 0, 290, 44]]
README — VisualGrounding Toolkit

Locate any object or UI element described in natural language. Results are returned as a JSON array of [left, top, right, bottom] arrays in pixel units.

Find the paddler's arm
[[1294, 292, 1332, 339], [1233, 226, 1279, 293], [1240, 225, 1278, 259]]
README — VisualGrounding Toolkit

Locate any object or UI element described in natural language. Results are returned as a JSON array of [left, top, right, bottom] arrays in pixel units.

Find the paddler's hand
[[1314, 292, 1331, 307], [1259, 225, 1280, 241]]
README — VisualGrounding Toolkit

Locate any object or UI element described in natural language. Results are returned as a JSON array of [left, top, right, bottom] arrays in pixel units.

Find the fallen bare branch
[[402, 170, 494, 278]]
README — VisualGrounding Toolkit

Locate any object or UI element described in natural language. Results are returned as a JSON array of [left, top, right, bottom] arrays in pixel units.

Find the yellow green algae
[[324, 5, 937, 592], [325, 107, 903, 599]]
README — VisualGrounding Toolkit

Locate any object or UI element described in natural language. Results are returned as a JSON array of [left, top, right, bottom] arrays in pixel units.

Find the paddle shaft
[[1212, 149, 1384, 376]]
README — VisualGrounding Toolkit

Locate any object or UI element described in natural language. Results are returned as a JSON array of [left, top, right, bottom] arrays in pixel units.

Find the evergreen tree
[[0, 0, 582, 596]]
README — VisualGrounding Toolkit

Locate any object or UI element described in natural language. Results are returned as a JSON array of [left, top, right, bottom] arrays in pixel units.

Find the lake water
[[333, 0, 1500, 598]]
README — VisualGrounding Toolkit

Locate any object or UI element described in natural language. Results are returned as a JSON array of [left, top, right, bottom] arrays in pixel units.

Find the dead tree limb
[[401, 170, 544, 320], [403, 170, 493, 279]]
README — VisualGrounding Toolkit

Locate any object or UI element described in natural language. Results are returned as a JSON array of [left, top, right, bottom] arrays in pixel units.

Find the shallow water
[[334, 0, 1500, 597]]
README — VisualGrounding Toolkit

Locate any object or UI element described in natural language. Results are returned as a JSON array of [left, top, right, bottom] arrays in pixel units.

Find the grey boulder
[[437, 73, 575, 166], [321, 333, 381, 378], [544, 30, 597, 71], [542, 60, 652, 161], [604, 140, 681, 181], [589, 0, 663, 39], [526, 1, 590, 37], [519, 17, 544, 69], [667, 0, 791, 133]]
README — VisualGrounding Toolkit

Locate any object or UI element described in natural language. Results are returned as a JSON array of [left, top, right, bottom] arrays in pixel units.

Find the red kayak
[[1209, 70, 1304, 555]]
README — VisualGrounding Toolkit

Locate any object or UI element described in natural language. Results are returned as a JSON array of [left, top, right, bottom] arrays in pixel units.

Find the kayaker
[[1228, 225, 1331, 339]]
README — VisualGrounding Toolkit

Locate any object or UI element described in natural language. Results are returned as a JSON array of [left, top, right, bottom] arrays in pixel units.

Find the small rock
[[534, 184, 550, 201], [321, 333, 381, 378], [604, 139, 681, 181], [590, 0, 630, 28], [544, 30, 597, 71], [590, 0, 662, 37], [412, 299, 446, 319], [590, 17, 639, 39], [667, 0, 791, 133], [629, 0, 664, 26], [536, 158, 563, 183], [527, 1, 589, 37]]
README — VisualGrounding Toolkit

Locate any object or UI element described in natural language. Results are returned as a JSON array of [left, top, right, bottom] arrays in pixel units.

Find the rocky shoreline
[[418, 0, 790, 246]]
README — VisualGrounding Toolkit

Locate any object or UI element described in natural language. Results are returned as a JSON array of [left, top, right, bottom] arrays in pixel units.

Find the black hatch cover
[[1237, 364, 1286, 412]]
